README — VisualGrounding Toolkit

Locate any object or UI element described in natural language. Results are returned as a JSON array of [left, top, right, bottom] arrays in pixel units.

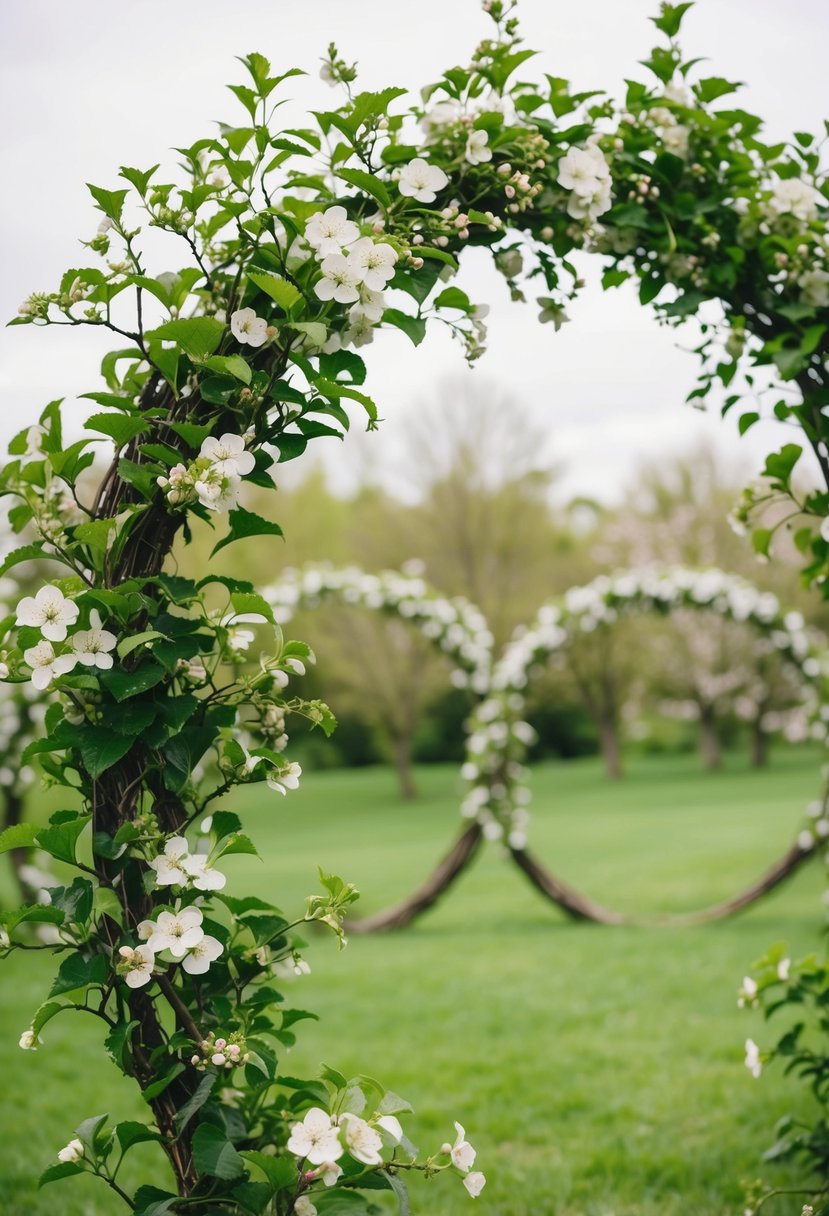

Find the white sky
[[1, 0, 826, 505]]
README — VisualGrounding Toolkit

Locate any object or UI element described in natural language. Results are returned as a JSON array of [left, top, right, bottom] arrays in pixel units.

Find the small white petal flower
[[294, 1198, 317, 1216], [376, 1115, 403, 1144], [318, 1160, 343, 1186], [200, 432, 256, 477], [19, 1028, 39, 1050], [71, 610, 118, 670], [23, 640, 77, 690], [744, 1037, 762, 1079], [314, 253, 365, 304], [451, 1121, 477, 1172], [266, 761, 302, 795], [16, 585, 80, 642], [777, 957, 791, 981], [57, 1138, 85, 1164], [465, 129, 492, 166], [347, 238, 398, 291], [181, 852, 227, 892], [463, 1171, 486, 1198], [305, 206, 360, 257], [398, 158, 449, 204], [287, 1108, 343, 1165], [147, 906, 204, 958], [149, 836, 191, 887], [194, 469, 242, 513], [230, 307, 269, 347], [118, 943, 156, 988], [181, 933, 223, 975], [340, 1113, 384, 1165]]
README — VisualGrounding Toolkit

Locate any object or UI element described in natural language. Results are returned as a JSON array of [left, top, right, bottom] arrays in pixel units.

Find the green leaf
[[0, 822, 39, 854], [248, 271, 302, 310], [651, 2, 694, 36], [36, 814, 92, 865], [738, 411, 759, 435], [39, 1162, 85, 1188], [86, 413, 149, 448], [202, 354, 252, 384], [49, 952, 109, 997], [87, 183, 128, 222], [211, 506, 283, 557], [77, 728, 135, 778], [242, 1152, 297, 1190], [434, 287, 471, 312], [381, 308, 427, 346], [117, 630, 166, 660], [337, 167, 391, 208], [148, 317, 225, 360], [695, 76, 743, 104], [175, 1074, 216, 1132], [0, 543, 49, 575], [115, 1121, 161, 1152], [132, 1185, 180, 1216], [101, 663, 166, 702], [191, 1123, 245, 1180]]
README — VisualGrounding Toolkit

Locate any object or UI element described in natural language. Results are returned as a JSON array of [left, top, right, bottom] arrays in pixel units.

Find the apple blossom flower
[[57, 1138, 85, 1164], [23, 640, 77, 690], [340, 1113, 384, 1165], [71, 610, 117, 670], [287, 1108, 344, 1165], [376, 1115, 403, 1144], [737, 975, 758, 1007], [768, 177, 822, 223], [179, 850, 227, 892], [267, 761, 302, 795], [463, 1171, 486, 1198], [420, 98, 462, 134], [230, 307, 268, 347], [314, 253, 365, 304], [16, 585, 80, 642], [398, 158, 449, 204], [777, 957, 791, 981], [744, 1037, 762, 1079], [305, 206, 360, 257], [351, 287, 386, 323], [799, 268, 829, 308], [465, 129, 492, 166], [294, 1198, 317, 1216], [347, 238, 398, 291], [200, 433, 256, 477], [537, 298, 570, 330], [181, 933, 224, 975], [19, 1028, 40, 1050], [146, 906, 204, 957], [450, 1122, 477, 1172], [149, 836, 192, 886], [557, 146, 607, 196], [194, 468, 243, 513], [118, 944, 156, 988], [317, 1160, 342, 1186]]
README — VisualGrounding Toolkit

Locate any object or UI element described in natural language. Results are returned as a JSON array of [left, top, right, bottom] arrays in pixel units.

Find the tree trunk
[[750, 718, 769, 768], [391, 735, 418, 800], [598, 715, 623, 780], [698, 706, 722, 771]]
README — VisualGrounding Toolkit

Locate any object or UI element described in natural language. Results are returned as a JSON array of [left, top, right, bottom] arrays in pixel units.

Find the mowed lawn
[[0, 749, 825, 1216]]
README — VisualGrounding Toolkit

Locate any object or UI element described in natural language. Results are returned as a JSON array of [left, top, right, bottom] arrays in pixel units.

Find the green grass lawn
[[1, 748, 826, 1216]]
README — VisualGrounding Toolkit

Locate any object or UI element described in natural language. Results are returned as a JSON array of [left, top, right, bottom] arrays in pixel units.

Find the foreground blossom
[[287, 1108, 343, 1164], [398, 158, 449, 204], [71, 610, 117, 669], [149, 836, 192, 886], [118, 944, 156, 988], [450, 1121, 477, 1171], [16, 585, 79, 642], [463, 1171, 486, 1198], [465, 129, 492, 165], [181, 852, 227, 891], [181, 934, 224, 975], [24, 640, 77, 690], [305, 206, 360, 256], [348, 238, 398, 291], [340, 1113, 383, 1165], [57, 1138, 84, 1164], [200, 433, 256, 477], [146, 906, 204, 957], [230, 307, 268, 346]]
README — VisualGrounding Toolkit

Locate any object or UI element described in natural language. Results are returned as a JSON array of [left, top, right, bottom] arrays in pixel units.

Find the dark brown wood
[[346, 821, 484, 932], [510, 847, 627, 924]]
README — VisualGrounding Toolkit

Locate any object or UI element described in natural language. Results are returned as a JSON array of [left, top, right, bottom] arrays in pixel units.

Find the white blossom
[[23, 640, 77, 690], [767, 178, 822, 223], [465, 129, 492, 166], [314, 253, 364, 304], [799, 268, 829, 308], [149, 836, 192, 886], [450, 1122, 477, 1172], [463, 1171, 486, 1198], [200, 433, 256, 477], [71, 610, 117, 670], [118, 944, 156, 988], [376, 1115, 403, 1144], [294, 1198, 317, 1216], [181, 933, 224, 975], [347, 238, 398, 291], [267, 761, 302, 795], [537, 297, 570, 330], [420, 98, 462, 134], [317, 1160, 342, 1186], [777, 957, 791, 981], [16, 585, 79, 642], [146, 906, 205, 958], [744, 1037, 762, 1079], [194, 468, 242, 513], [287, 1108, 343, 1165], [181, 852, 227, 892], [305, 206, 360, 257], [57, 1138, 84, 1164], [340, 1114, 384, 1165], [737, 975, 758, 1007], [230, 307, 269, 347], [398, 158, 449, 204], [19, 1028, 40, 1050]]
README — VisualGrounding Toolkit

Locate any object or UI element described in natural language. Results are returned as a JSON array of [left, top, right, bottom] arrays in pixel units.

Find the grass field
[[1, 748, 826, 1216]]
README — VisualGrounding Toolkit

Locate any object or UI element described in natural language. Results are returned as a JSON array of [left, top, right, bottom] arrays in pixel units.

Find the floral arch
[[266, 564, 828, 930]]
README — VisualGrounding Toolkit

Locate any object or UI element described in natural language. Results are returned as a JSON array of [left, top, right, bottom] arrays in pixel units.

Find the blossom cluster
[[190, 1030, 249, 1071], [15, 586, 116, 690], [158, 431, 256, 514], [118, 904, 224, 988], [556, 141, 613, 223], [148, 835, 227, 892]]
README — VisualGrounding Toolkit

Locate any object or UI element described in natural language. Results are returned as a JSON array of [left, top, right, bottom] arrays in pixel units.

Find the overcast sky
[[1, 0, 826, 505]]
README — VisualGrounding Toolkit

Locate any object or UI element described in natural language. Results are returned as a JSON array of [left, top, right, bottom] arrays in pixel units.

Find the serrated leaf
[[85, 413, 149, 448], [211, 507, 283, 558], [0, 822, 39, 854], [191, 1123, 245, 1180], [248, 271, 302, 310], [38, 1161, 85, 1187], [148, 317, 225, 360], [49, 952, 108, 996], [36, 814, 91, 865]]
